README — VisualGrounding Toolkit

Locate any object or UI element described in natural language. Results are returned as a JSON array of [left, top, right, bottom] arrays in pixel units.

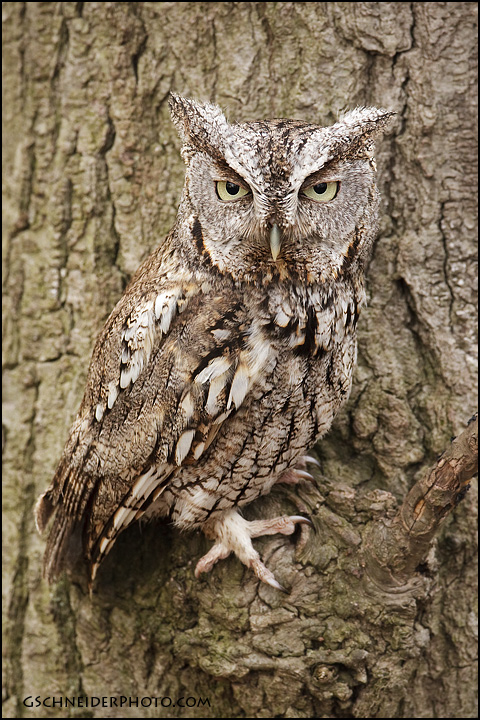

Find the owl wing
[[37, 266, 273, 581]]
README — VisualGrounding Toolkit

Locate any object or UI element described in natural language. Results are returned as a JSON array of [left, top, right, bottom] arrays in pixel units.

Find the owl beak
[[269, 224, 282, 261]]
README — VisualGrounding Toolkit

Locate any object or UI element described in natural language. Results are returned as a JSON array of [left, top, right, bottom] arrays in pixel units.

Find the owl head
[[169, 93, 394, 284]]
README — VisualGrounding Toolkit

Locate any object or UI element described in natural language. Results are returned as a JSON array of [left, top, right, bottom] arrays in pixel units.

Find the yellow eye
[[215, 181, 250, 202], [302, 181, 339, 203]]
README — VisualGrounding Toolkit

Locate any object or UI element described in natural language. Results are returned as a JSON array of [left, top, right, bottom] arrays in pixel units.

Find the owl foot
[[195, 509, 312, 591], [276, 455, 320, 485]]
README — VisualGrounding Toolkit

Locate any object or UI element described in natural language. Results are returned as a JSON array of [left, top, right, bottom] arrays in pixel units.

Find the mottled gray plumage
[[35, 94, 393, 590]]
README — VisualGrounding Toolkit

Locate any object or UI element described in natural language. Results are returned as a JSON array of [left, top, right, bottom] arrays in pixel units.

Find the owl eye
[[215, 181, 250, 202], [302, 181, 339, 203]]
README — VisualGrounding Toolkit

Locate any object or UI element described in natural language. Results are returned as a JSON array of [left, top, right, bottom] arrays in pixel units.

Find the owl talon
[[196, 510, 312, 590], [294, 470, 315, 481], [250, 557, 288, 593], [275, 454, 319, 485], [303, 455, 321, 468], [290, 514, 314, 527], [248, 514, 312, 537], [276, 468, 315, 485]]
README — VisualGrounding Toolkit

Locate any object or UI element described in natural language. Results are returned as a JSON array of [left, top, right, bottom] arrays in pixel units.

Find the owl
[[35, 94, 393, 591]]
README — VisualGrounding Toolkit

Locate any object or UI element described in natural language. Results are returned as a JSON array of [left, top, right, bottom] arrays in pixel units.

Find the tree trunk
[[3, 3, 477, 718]]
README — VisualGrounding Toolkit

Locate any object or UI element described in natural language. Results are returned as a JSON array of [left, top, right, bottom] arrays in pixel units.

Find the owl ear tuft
[[313, 107, 396, 166], [337, 107, 396, 138], [168, 93, 228, 162]]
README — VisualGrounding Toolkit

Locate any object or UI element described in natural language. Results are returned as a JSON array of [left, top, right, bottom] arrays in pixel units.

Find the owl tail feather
[[43, 515, 84, 583], [35, 463, 86, 583], [34, 489, 55, 535]]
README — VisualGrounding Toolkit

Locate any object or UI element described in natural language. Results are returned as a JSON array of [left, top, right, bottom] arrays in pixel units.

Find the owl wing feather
[[37, 258, 273, 581]]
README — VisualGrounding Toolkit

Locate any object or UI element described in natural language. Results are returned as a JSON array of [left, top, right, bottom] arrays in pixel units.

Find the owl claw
[[276, 468, 315, 485], [248, 514, 312, 537], [250, 557, 288, 593], [275, 454, 319, 485], [196, 510, 312, 590], [294, 470, 315, 481], [266, 577, 288, 593], [288, 515, 314, 527]]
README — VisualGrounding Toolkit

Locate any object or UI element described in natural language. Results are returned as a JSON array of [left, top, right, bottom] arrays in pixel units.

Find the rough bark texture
[[2, 3, 478, 718]]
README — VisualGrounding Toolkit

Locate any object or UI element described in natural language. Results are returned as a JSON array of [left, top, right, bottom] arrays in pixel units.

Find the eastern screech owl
[[35, 94, 393, 591]]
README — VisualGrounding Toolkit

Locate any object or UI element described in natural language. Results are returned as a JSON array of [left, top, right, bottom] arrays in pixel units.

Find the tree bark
[[2, 3, 477, 718]]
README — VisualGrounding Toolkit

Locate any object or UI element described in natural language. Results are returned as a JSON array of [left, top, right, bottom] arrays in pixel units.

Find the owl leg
[[275, 455, 320, 485], [195, 509, 312, 591]]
